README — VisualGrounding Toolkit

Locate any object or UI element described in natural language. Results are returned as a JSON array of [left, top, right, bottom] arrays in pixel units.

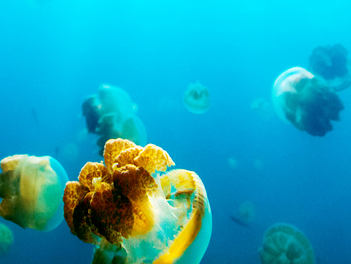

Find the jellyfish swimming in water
[[82, 84, 147, 156], [309, 43, 351, 91], [272, 67, 344, 136], [183, 82, 210, 114], [0, 223, 13, 257], [63, 138, 212, 264], [259, 223, 315, 264], [0, 155, 69, 231]]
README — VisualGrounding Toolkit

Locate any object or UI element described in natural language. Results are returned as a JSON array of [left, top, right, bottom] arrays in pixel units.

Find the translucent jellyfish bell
[[309, 44, 351, 91], [259, 223, 315, 264], [63, 138, 212, 264], [98, 84, 136, 123], [184, 82, 210, 114], [272, 67, 344, 136], [0, 155, 69, 231], [0, 223, 13, 256]]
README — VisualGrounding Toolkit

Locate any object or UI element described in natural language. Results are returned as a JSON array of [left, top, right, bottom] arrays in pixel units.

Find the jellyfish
[[259, 223, 315, 264], [239, 201, 255, 222], [272, 67, 344, 136], [0, 155, 69, 231], [63, 138, 212, 264], [183, 82, 210, 114], [82, 84, 147, 156], [0, 223, 13, 257], [251, 98, 274, 121], [309, 44, 351, 91]]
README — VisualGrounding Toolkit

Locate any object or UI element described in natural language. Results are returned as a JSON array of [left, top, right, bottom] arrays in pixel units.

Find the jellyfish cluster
[[62, 138, 212, 264], [259, 223, 315, 264], [183, 82, 210, 114], [0, 155, 68, 231], [82, 84, 147, 155]]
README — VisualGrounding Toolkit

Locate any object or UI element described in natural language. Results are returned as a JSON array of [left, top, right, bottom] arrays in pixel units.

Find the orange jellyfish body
[[63, 138, 212, 264]]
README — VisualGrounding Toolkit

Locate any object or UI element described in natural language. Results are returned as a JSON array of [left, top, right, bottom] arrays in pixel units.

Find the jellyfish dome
[[63, 138, 212, 264], [239, 201, 255, 222], [272, 67, 344, 136], [82, 84, 147, 156], [0, 155, 69, 231], [184, 82, 210, 114], [259, 223, 315, 264], [309, 44, 351, 91], [0, 223, 13, 256]]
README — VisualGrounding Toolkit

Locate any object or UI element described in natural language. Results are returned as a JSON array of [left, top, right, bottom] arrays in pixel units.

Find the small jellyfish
[[82, 84, 147, 156], [272, 67, 344, 136], [259, 223, 315, 264], [0, 155, 69, 231], [309, 44, 351, 91], [239, 201, 255, 222], [0, 223, 13, 257], [227, 157, 239, 169], [63, 138, 212, 264], [184, 82, 210, 114], [251, 98, 274, 121]]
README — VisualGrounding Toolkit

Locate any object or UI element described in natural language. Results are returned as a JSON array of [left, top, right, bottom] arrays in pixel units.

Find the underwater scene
[[1, 0, 351, 263]]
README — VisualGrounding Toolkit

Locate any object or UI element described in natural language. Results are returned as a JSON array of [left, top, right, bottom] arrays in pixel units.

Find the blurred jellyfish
[[61, 143, 80, 161], [0, 223, 13, 257], [309, 44, 351, 91], [239, 201, 255, 222], [272, 67, 344, 136], [0, 155, 69, 231], [259, 223, 315, 264], [227, 157, 239, 169], [184, 82, 210, 114], [82, 84, 147, 156], [251, 98, 274, 121], [63, 138, 212, 264], [253, 159, 264, 170]]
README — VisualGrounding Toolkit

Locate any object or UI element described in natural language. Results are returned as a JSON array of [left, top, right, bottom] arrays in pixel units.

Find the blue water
[[1, 0, 351, 263]]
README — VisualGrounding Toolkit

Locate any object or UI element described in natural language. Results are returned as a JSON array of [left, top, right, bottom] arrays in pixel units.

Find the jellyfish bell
[[184, 82, 210, 114], [272, 67, 344, 136], [0, 155, 69, 231], [63, 138, 212, 264], [259, 223, 315, 264], [0, 223, 13, 257], [309, 44, 351, 92], [98, 84, 136, 123], [272, 67, 315, 124]]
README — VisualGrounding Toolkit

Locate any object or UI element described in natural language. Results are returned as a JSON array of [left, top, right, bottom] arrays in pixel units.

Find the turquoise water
[[0, 0, 351, 263]]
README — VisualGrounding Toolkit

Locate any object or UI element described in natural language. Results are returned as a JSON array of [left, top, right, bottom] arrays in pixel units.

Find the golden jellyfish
[[63, 138, 212, 264], [183, 82, 210, 114], [272, 67, 344, 136], [82, 84, 147, 156], [0, 155, 69, 231], [0, 223, 13, 256], [259, 223, 315, 264]]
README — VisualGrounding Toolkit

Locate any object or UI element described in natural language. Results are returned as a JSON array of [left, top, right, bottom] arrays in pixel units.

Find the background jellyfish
[[309, 44, 351, 91], [0, 223, 13, 257], [251, 98, 274, 121], [272, 67, 344, 136], [0, 155, 69, 231], [63, 138, 212, 264], [82, 84, 147, 156], [239, 201, 255, 222], [183, 81, 210, 114], [259, 223, 315, 264]]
